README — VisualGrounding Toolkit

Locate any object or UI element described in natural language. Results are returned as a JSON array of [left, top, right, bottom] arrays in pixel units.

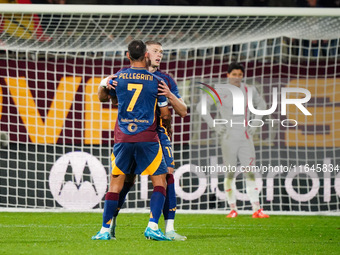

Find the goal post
[[0, 5, 339, 214]]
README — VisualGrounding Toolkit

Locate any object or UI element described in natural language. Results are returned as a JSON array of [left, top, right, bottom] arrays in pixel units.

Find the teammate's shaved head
[[128, 40, 146, 61]]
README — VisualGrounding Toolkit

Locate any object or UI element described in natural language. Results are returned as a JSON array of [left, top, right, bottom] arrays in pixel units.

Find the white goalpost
[[0, 4, 339, 214]]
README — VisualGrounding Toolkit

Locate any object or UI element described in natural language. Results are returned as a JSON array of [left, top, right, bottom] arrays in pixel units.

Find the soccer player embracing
[[98, 41, 187, 241], [92, 40, 172, 241]]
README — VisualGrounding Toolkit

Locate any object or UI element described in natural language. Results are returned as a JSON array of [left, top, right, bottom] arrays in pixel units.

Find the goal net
[[0, 5, 339, 214]]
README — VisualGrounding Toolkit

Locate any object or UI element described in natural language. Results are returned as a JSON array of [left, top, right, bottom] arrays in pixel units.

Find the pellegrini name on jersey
[[118, 72, 154, 81]]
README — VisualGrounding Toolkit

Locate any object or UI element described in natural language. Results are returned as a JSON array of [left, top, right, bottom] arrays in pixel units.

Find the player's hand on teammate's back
[[158, 80, 171, 98], [106, 74, 118, 90]]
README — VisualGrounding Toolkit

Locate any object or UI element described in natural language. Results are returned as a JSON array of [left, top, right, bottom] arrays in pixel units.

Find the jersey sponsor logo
[[49, 152, 107, 209], [121, 118, 149, 124]]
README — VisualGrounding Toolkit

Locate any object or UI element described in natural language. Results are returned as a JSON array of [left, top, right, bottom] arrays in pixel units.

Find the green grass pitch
[[0, 212, 339, 255]]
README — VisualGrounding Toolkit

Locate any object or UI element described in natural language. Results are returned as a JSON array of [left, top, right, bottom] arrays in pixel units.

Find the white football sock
[[224, 177, 237, 210], [100, 226, 110, 234], [246, 178, 260, 212], [229, 203, 237, 211], [252, 202, 260, 212], [165, 219, 174, 233], [147, 221, 158, 230]]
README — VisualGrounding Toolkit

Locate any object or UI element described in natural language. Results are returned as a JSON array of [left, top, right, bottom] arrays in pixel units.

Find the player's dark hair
[[227, 62, 245, 74], [128, 40, 146, 61], [145, 40, 162, 47]]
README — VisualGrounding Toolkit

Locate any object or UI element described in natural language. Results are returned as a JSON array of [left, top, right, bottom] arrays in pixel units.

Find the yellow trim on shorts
[[111, 152, 125, 175], [153, 99, 157, 123], [159, 119, 169, 138], [141, 143, 162, 176]]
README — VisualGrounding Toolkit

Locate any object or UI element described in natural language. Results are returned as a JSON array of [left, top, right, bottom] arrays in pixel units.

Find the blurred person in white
[[197, 62, 269, 218]]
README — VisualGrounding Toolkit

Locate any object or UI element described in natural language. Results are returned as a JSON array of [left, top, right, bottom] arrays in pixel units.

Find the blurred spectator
[[0, 0, 52, 41]]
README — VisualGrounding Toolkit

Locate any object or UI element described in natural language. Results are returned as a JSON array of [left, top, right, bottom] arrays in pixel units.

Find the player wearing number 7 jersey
[[103, 41, 187, 241], [92, 40, 171, 241]]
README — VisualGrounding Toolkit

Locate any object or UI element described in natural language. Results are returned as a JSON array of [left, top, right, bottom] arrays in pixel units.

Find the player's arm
[[158, 98, 170, 120], [159, 106, 170, 120], [158, 81, 187, 118], [157, 83, 170, 120], [98, 85, 110, 103], [161, 111, 172, 138], [98, 76, 118, 104]]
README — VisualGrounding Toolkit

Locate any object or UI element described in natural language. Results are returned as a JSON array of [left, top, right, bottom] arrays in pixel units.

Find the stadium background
[[1, 57, 339, 212], [0, 5, 339, 215]]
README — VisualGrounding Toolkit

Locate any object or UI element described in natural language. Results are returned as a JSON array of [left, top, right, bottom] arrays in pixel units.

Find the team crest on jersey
[[128, 123, 138, 132]]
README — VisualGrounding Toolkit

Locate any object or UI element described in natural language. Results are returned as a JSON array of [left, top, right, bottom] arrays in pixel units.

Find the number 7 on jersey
[[127, 83, 143, 112]]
